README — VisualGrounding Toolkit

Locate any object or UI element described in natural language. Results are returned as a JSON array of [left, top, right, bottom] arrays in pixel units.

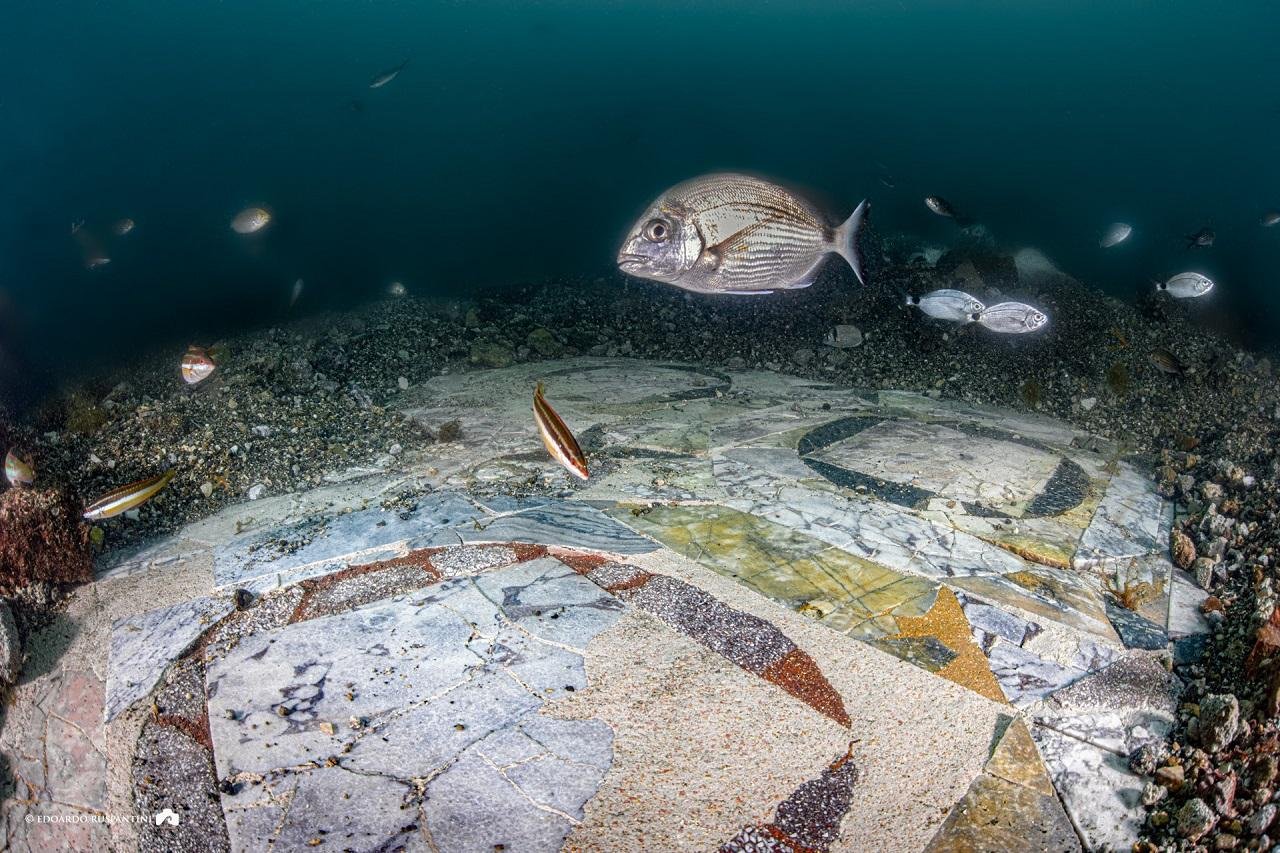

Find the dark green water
[[2, 0, 1277, 395]]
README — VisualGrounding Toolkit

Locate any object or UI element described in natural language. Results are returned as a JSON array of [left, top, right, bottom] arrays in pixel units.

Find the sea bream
[[906, 289, 985, 322], [1262, 211, 1280, 228], [1100, 223, 1132, 248], [973, 302, 1049, 334], [617, 173, 869, 295], [1157, 272, 1214, 299], [924, 196, 959, 218], [231, 207, 271, 234]]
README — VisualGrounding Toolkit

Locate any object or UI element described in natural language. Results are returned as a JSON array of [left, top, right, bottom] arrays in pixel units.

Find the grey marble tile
[[1033, 724, 1146, 852], [213, 491, 488, 590], [443, 500, 658, 555], [1075, 462, 1171, 567], [107, 595, 233, 721], [1168, 569, 1211, 639], [985, 640, 1090, 707]]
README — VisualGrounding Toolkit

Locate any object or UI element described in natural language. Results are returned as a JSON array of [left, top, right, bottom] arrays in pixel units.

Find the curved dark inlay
[[796, 416, 884, 456], [1023, 457, 1090, 518], [801, 457, 933, 509], [537, 363, 731, 402], [796, 417, 1090, 520]]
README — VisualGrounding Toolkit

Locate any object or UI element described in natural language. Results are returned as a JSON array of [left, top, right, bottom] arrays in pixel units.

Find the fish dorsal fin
[[704, 218, 776, 270]]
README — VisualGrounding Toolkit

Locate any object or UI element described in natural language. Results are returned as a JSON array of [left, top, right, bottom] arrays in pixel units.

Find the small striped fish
[[618, 173, 868, 295], [83, 469, 176, 521], [181, 346, 216, 385], [4, 449, 34, 487], [533, 383, 588, 481]]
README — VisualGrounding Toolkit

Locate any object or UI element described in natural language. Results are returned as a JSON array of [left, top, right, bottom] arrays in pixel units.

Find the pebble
[[1249, 804, 1276, 836], [1081, 397, 1098, 411], [200, 482, 214, 498], [1199, 693, 1240, 752], [397, 376, 409, 390], [251, 425, 272, 438], [248, 484, 266, 501], [1176, 798, 1216, 840], [1155, 764, 1185, 790], [824, 324, 863, 349]]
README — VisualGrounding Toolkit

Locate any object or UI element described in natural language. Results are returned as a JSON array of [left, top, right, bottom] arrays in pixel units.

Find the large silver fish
[[617, 173, 868, 295], [1157, 272, 1214, 299], [974, 302, 1048, 334], [1100, 222, 1132, 248], [906, 289, 984, 322], [1261, 211, 1280, 228]]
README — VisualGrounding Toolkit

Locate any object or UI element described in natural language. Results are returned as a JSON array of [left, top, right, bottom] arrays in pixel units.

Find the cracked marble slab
[[207, 560, 620, 852], [212, 491, 488, 591], [1032, 724, 1146, 852], [107, 595, 234, 721]]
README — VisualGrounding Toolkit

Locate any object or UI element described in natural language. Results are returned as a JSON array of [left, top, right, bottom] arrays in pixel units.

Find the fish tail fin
[[833, 200, 870, 285]]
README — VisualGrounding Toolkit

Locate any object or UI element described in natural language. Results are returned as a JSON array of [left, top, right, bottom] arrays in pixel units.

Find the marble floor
[[1, 359, 1202, 852]]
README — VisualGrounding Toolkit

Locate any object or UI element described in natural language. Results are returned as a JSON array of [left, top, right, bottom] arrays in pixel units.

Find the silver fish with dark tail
[[83, 469, 176, 521], [906, 289, 984, 322], [618, 173, 868, 295], [1185, 226, 1214, 248], [231, 207, 271, 234], [1261, 211, 1280, 228], [974, 302, 1049, 334], [1157, 272, 1214, 299]]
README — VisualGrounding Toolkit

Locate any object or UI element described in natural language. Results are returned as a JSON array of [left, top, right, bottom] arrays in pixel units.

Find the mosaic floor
[[5, 359, 1205, 852]]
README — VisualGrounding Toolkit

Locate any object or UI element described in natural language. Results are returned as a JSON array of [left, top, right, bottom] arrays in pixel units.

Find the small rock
[[1155, 764, 1185, 790], [1171, 529, 1197, 570], [319, 721, 337, 736], [397, 376, 409, 390], [251, 424, 272, 438], [1194, 557, 1217, 591], [248, 484, 266, 501], [0, 600, 23, 685], [526, 327, 564, 357], [200, 482, 214, 498], [1249, 804, 1277, 836], [792, 348, 815, 366], [1214, 833, 1238, 851], [1200, 693, 1240, 752], [1130, 742, 1166, 776], [1176, 798, 1216, 840], [469, 340, 515, 369], [1141, 781, 1167, 806], [388, 443, 403, 456], [1081, 397, 1098, 412]]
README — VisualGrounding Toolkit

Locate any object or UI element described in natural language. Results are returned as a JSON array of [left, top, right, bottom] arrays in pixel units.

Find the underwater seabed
[[0, 356, 1200, 852]]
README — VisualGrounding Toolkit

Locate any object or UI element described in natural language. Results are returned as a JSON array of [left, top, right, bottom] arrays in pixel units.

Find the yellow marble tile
[[891, 587, 1007, 704], [924, 772, 1081, 852], [985, 719, 1055, 797]]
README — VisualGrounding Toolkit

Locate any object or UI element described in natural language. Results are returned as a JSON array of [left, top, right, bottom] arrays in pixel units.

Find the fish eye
[[643, 219, 671, 242]]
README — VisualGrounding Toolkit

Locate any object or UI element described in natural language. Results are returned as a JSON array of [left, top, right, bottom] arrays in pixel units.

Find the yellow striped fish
[[617, 173, 868, 295], [83, 469, 176, 521], [533, 383, 588, 480]]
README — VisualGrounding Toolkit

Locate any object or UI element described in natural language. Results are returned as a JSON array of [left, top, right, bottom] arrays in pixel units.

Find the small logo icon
[[154, 809, 180, 826]]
